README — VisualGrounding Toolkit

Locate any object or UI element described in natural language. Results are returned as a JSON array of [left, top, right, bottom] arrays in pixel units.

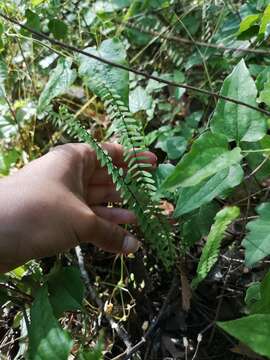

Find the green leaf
[[249, 270, 270, 314], [0, 59, 7, 98], [237, 14, 260, 35], [182, 202, 220, 249], [242, 202, 270, 267], [175, 164, 243, 216], [48, 266, 84, 318], [25, 10, 41, 32], [258, 73, 270, 106], [0, 148, 21, 176], [38, 58, 76, 113], [211, 59, 267, 143], [192, 206, 240, 287], [242, 135, 270, 181], [78, 38, 129, 105], [0, 23, 4, 51], [31, 0, 47, 5], [245, 282, 261, 309], [259, 4, 270, 37], [129, 86, 152, 113], [48, 19, 68, 40], [218, 314, 270, 358], [156, 136, 187, 160], [29, 286, 73, 360], [162, 132, 243, 191]]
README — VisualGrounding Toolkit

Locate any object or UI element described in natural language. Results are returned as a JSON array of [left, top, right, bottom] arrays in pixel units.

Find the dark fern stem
[[50, 101, 175, 270]]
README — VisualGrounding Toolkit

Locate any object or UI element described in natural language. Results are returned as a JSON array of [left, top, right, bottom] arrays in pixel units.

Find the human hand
[[0, 143, 157, 273]]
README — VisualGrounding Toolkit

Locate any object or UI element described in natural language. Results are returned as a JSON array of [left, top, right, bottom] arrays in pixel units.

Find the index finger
[[100, 143, 157, 169]]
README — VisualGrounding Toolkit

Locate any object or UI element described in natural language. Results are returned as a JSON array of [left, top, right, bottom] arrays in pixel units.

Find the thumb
[[78, 211, 140, 254]]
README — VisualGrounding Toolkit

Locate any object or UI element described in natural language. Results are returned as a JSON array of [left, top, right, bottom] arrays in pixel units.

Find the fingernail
[[123, 235, 140, 253]]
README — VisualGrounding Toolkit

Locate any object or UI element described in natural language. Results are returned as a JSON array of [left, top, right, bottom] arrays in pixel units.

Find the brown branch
[[1, 12, 270, 117], [124, 21, 270, 56]]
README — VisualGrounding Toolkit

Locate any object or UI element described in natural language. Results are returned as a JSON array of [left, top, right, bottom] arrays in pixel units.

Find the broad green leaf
[[78, 38, 129, 105], [192, 206, 240, 287], [162, 132, 242, 191], [0, 59, 7, 98], [48, 19, 68, 40], [38, 58, 76, 113], [259, 4, 270, 36], [211, 59, 267, 143], [249, 270, 270, 314], [29, 286, 73, 360], [175, 164, 243, 216], [218, 314, 270, 358], [242, 202, 270, 267], [237, 14, 260, 35], [129, 86, 152, 113], [48, 266, 84, 318]]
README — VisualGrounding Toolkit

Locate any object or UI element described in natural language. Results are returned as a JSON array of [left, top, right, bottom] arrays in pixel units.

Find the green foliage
[[258, 73, 270, 106], [218, 314, 270, 358], [38, 58, 76, 114], [181, 202, 220, 250], [211, 59, 267, 143], [242, 203, 270, 267], [3, 0, 270, 358], [259, 4, 270, 36], [48, 19, 68, 40], [192, 206, 240, 288], [47, 266, 85, 318], [242, 135, 270, 181], [78, 38, 129, 105], [175, 165, 243, 216], [162, 132, 242, 191], [0, 58, 7, 98], [248, 270, 270, 314], [129, 85, 152, 113], [29, 286, 73, 360]]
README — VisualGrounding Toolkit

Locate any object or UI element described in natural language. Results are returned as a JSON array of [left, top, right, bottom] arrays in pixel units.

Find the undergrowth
[[1, 0, 270, 359]]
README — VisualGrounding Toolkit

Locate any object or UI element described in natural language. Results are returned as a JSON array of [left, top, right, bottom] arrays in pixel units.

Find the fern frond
[[50, 106, 175, 270], [192, 206, 240, 288], [93, 79, 156, 197]]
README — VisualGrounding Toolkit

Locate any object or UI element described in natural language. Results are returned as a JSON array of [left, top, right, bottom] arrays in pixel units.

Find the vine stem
[[1, 12, 270, 117], [124, 21, 270, 56]]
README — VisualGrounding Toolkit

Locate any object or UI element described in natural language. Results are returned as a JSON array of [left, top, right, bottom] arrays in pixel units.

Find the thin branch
[[1, 12, 270, 117], [123, 21, 270, 56], [112, 274, 179, 360], [75, 246, 132, 352], [244, 155, 270, 180]]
